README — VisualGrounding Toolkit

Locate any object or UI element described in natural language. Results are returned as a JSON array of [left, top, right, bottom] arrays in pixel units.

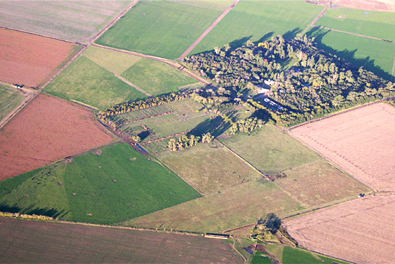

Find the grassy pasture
[[251, 251, 272, 264], [96, 1, 225, 59], [44, 56, 146, 109], [0, 1, 130, 42], [275, 160, 369, 207], [158, 142, 262, 195], [191, 0, 324, 55], [316, 8, 395, 41], [121, 58, 198, 96], [124, 180, 303, 233], [308, 28, 395, 79], [219, 125, 319, 174], [0, 143, 200, 224], [0, 217, 242, 264], [282, 246, 348, 264], [0, 85, 24, 121]]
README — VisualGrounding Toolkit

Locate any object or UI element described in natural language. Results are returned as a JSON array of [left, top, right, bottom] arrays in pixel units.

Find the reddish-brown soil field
[[332, 0, 395, 11], [0, 217, 242, 263], [0, 93, 115, 180], [283, 193, 395, 264], [0, 28, 79, 87], [291, 103, 395, 192]]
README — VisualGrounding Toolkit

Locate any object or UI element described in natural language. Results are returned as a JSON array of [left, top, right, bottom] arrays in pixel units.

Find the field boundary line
[[114, 74, 152, 97], [302, 5, 328, 35], [177, 0, 240, 60], [313, 25, 395, 43], [232, 240, 247, 264]]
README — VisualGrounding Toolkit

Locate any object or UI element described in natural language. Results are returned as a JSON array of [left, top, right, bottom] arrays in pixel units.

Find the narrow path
[[114, 74, 152, 97], [177, 0, 239, 60], [301, 5, 328, 35]]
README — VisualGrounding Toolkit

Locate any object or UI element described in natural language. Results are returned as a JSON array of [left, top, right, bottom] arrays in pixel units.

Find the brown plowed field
[[0, 28, 79, 87], [291, 103, 395, 192], [332, 0, 395, 12], [283, 193, 395, 264], [0, 93, 115, 180]]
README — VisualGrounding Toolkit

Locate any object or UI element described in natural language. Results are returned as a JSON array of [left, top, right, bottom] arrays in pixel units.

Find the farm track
[[177, 0, 240, 60], [114, 74, 152, 97]]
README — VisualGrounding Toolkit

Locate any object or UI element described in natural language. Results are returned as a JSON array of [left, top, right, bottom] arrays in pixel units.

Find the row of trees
[[167, 133, 214, 151], [227, 117, 264, 134]]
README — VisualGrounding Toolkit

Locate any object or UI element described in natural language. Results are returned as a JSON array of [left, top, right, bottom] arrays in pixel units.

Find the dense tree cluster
[[184, 34, 395, 125], [167, 133, 214, 151], [227, 117, 263, 134]]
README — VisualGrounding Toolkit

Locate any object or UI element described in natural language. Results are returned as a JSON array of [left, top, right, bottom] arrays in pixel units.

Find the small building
[[204, 233, 230, 240]]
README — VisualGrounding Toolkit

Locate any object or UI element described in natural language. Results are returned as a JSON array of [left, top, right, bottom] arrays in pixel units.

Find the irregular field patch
[[290, 103, 395, 192], [96, 1, 227, 59], [158, 142, 262, 195], [0, 28, 81, 87], [0, 1, 130, 42], [44, 56, 146, 110], [281, 246, 348, 264], [283, 193, 395, 264], [0, 217, 242, 263], [191, 0, 323, 55], [308, 28, 395, 79], [0, 93, 115, 180], [316, 7, 395, 41], [0, 143, 200, 224], [219, 125, 319, 174], [0, 84, 24, 121]]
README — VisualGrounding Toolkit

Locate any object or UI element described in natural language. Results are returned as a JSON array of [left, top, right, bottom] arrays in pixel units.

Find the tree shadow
[[0, 203, 69, 219], [190, 109, 239, 138], [307, 27, 393, 80]]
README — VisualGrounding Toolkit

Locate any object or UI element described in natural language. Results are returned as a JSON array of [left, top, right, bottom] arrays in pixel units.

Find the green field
[[0, 143, 200, 224], [44, 56, 146, 109], [0, 85, 24, 121], [250, 251, 272, 264], [191, 0, 323, 55], [0, 217, 242, 264], [316, 8, 395, 41], [121, 59, 198, 96], [282, 246, 348, 264], [96, 1, 228, 59], [308, 28, 395, 79], [124, 180, 303, 233], [219, 125, 319, 174], [158, 142, 262, 195]]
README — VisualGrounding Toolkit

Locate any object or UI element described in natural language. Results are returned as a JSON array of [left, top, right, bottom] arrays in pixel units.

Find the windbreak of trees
[[167, 132, 214, 152]]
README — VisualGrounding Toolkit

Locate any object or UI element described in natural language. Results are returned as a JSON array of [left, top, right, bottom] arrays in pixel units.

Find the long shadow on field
[[190, 110, 238, 137], [0, 203, 69, 218], [307, 27, 393, 81]]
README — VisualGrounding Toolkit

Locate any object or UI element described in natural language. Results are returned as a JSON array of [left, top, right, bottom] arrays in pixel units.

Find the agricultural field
[[0, 217, 242, 264], [96, 0, 232, 59], [0, 28, 81, 88], [308, 27, 395, 79], [44, 56, 146, 110], [0, 93, 115, 180], [157, 142, 262, 195], [218, 125, 319, 174], [0, 143, 200, 224], [283, 193, 395, 264], [0, 1, 130, 42], [191, 0, 323, 55], [291, 103, 395, 192], [0, 84, 24, 121], [316, 7, 395, 41]]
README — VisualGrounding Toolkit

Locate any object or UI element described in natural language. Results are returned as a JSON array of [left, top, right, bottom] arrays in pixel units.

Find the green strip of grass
[[0, 84, 24, 121]]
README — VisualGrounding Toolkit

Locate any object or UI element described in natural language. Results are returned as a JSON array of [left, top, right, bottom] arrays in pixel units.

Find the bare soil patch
[[332, 0, 395, 11], [0, 93, 115, 180], [283, 193, 395, 264], [291, 103, 395, 191], [0, 28, 79, 87]]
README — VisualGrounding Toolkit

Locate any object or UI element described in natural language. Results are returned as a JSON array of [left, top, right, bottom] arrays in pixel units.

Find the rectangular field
[[290, 103, 395, 192], [0, 28, 80, 88], [0, 1, 130, 42], [0, 84, 25, 121], [219, 125, 319, 174], [0, 143, 200, 224], [158, 142, 262, 195], [191, 0, 323, 55], [44, 56, 146, 110], [96, 1, 228, 59], [283, 193, 395, 264], [0, 93, 115, 180], [316, 7, 395, 41], [0, 217, 242, 263], [308, 28, 395, 79]]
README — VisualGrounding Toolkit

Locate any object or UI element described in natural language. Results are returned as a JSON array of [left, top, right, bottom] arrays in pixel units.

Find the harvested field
[[0, 93, 115, 180], [0, 1, 130, 42], [290, 103, 395, 192], [331, 0, 395, 12], [0, 217, 242, 263], [0, 28, 80, 88], [283, 193, 395, 264]]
